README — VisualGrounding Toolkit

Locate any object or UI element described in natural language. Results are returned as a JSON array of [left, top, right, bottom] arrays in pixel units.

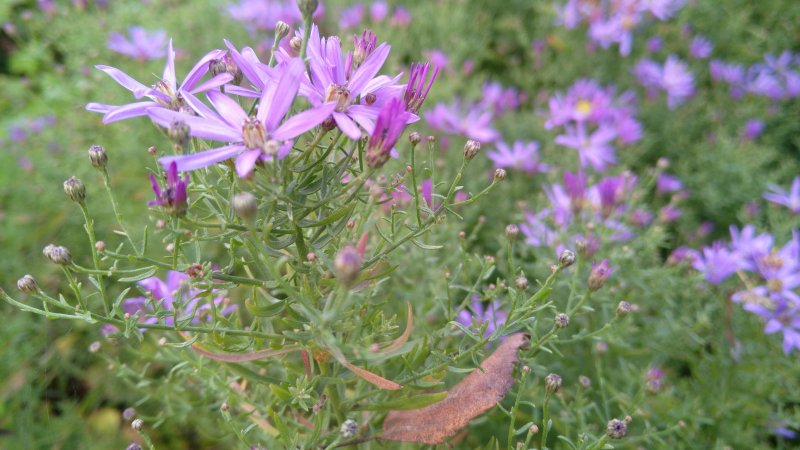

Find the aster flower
[[520, 210, 557, 247], [339, 4, 365, 29], [87, 40, 232, 123], [227, 0, 313, 33], [425, 100, 499, 143], [148, 58, 336, 178], [555, 124, 618, 171], [689, 35, 713, 59], [365, 98, 408, 169], [486, 140, 549, 174], [370, 1, 388, 21], [588, 259, 613, 291], [404, 62, 438, 114], [634, 55, 695, 109], [300, 25, 404, 139], [390, 7, 412, 27], [729, 225, 774, 271], [691, 242, 739, 284], [457, 297, 508, 338], [149, 162, 189, 217], [480, 82, 523, 115], [591, 174, 636, 218], [119, 271, 237, 331], [764, 177, 800, 213], [107, 26, 167, 61], [742, 119, 765, 141], [656, 173, 683, 195]]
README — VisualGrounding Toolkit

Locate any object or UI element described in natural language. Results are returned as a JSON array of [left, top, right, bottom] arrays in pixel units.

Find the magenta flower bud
[[17, 274, 38, 293], [43, 244, 72, 265], [588, 259, 613, 291], [366, 98, 408, 169], [63, 176, 86, 203], [606, 418, 627, 439], [554, 313, 570, 328], [334, 245, 362, 286]]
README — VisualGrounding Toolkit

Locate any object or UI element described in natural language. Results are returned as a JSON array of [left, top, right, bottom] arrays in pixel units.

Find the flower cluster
[[546, 79, 643, 171], [227, 0, 324, 34], [711, 51, 800, 101], [556, 0, 685, 56], [107, 26, 167, 61], [339, 1, 412, 30], [633, 55, 695, 109]]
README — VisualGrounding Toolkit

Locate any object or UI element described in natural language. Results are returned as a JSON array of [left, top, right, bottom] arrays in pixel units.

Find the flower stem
[[101, 168, 140, 255], [79, 202, 110, 315]]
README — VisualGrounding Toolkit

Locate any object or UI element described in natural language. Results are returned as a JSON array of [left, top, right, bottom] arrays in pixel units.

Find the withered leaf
[[342, 361, 403, 390], [381, 333, 529, 444], [191, 344, 299, 363], [381, 302, 413, 354]]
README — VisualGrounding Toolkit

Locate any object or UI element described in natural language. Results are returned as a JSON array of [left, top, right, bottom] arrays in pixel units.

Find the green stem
[[507, 374, 528, 448], [101, 168, 140, 255], [79, 202, 110, 315], [540, 394, 552, 450], [409, 141, 422, 227]]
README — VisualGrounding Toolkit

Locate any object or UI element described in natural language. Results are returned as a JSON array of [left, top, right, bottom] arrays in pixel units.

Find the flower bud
[[131, 418, 144, 431], [340, 418, 358, 438], [493, 168, 506, 182], [126, 444, 143, 450], [616, 300, 632, 317], [578, 375, 591, 388], [554, 313, 570, 328], [606, 418, 627, 439], [558, 249, 576, 268], [529, 424, 539, 434], [275, 21, 290, 40], [88, 341, 101, 353], [95, 241, 106, 252], [43, 244, 72, 265], [17, 274, 38, 293], [463, 139, 481, 160], [63, 176, 86, 203], [232, 192, 258, 221], [408, 131, 421, 145], [515, 276, 528, 291], [334, 245, 362, 286], [296, 0, 319, 17], [88, 144, 108, 168], [505, 224, 519, 240], [290, 36, 303, 54], [544, 373, 562, 394], [168, 119, 190, 149], [588, 259, 613, 291]]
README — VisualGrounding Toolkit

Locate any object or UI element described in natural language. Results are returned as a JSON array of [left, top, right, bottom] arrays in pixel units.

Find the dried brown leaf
[[343, 362, 403, 390], [381, 302, 413, 354], [381, 333, 529, 444]]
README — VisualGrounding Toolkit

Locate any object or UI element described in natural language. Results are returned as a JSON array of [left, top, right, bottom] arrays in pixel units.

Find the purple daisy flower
[[457, 297, 508, 338], [301, 25, 404, 139], [339, 4, 365, 29], [403, 62, 438, 114], [729, 225, 774, 271], [107, 26, 167, 61], [520, 210, 557, 248], [689, 35, 713, 59], [365, 98, 409, 169], [148, 58, 336, 178], [149, 162, 189, 217], [555, 123, 618, 171], [487, 140, 549, 174], [764, 177, 800, 214], [691, 241, 739, 285], [87, 40, 232, 123]]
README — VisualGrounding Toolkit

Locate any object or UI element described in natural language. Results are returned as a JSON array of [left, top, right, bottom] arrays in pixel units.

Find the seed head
[[63, 176, 86, 203], [17, 274, 38, 293], [544, 373, 562, 394], [43, 244, 72, 265], [463, 140, 481, 160], [88, 144, 108, 168]]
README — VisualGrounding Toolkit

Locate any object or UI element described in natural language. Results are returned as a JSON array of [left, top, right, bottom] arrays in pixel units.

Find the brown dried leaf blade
[[381, 333, 528, 444]]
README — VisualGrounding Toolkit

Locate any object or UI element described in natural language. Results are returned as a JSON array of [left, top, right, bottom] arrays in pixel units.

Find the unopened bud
[[606, 418, 627, 439], [95, 241, 105, 252], [578, 375, 591, 388], [297, 0, 319, 17], [88, 144, 108, 168], [131, 418, 144, 431], [521, 365, 530, 374], [232, 192, 258, 220], [88, 341, 101, 353], [558, 249, 576, 268], [17, 274, 38, 293], [463, 140, 481, 160], [544, 373, 562, 394], [408, 131, 421, 145], [554, 313, 570, 328], [290, 36, 303, 53], [63, 176, 86, 203], [168, 120, 190, 149], [616, 300, 632, 317], [588, 259, 613, 291], [122, 407, 136, 422], [306, 252, 316, 262], [275, 21, 290, 40], [126, 444, 143, 450], [515, 276, 528, 291], [493, 168, 506, 182], [43, 244, 72, 265], [147, 146, 158, 156], [340, 418, 358, 438], [529, 424, 539, 434], [458, 230, 466, 239], [334, 245, 362, 286], [220, 402, 230, 412], [505, 224, 519, 240]]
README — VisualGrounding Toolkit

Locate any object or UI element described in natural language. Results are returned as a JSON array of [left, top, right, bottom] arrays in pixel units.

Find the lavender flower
[[339, 4, 365, 29], [689, 35, 713, 59], [656, 173, 683, 195], [742, 119, 765, 141], [365, 98, 408, 169], [555, 124, 618, 171], [403, 62, 438, 114], [691, 242, 739, 285], [119, 271, 236, 331], [149, 162, 189, 217], [729, 225, 773, 271], [425, 100, 499, 143], [87, 40, 231, 123], [457, 298, 507, 338], [148, 58, 336, 177], [588, 259, 613, 291], [764, 177, 800, 213], [634, 55, 695, 109], [487, 140, 549, 174], [107, 27, 167, 61]]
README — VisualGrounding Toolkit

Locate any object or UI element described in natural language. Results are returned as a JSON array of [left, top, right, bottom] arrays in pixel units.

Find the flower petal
[[147, 107, 241, 142], [272, 102, 337, 140], [103, 101, 159, 123], [162, 39, 176, 90], [332, 111, 362, 139], [235, 149, 262, 178], [96, 65, 150, 98], [206, 90, 248, 129], [181, 48, 226, 91], [159, 144, 244, 172], [261, 58, 304, 130], [348, 43, 391, 95]]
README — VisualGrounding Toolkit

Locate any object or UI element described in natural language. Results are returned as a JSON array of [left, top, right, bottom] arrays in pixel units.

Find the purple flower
[[645, 367, 665, 392], [228, 0, 322, 33], [555, 123, 618, 171], [691, 242, 739, 284], [480, 82, 523, 115], [404, 62, 438, 114], [656, 173, 683, 195], [365, 98, 408, 169], [87, 40, 231, 123], [689, 35, 713, 59], [425, 49, 449, 71], [107, 27, 167, 61], [634, 55, 695, 109], [765, 177, 800, 213], [457, 297, 507, 338], [339, 4, 365, 29], [742, 119, 765, 141], [520, 210, 556, 248], [659, 204, 682, 223], [592, 174, 635, 218], [120, 271, 237, 331], [370, 1, 388, 21], [729, 225, 774, 271], [148, 58, 336, 178], [588, 259, 613, 291], [301, 25, 403, 139], [647, 36, 664, 53], [425, 100, 499, 143], [487, 140, 549, 174], [149, 162, 189, 217], [390, 7, 411, 27]]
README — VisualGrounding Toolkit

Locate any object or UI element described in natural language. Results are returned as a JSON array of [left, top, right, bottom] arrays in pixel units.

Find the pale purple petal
[[188, 73, 233, 95], [272, 102, 337, 140], [147, 108, 241, 142], [103, 101, 159, 123], [163, 39, 176, 90], [206, 90, 248, 128], [261, 58, 304, 130], [181, 49, 226, 91], [235, 149, 262, 178], [332, 111, 362, 139], [159, 144, 244, 172], [95, 65, 150, 98], [349, 42, 391, 95]]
